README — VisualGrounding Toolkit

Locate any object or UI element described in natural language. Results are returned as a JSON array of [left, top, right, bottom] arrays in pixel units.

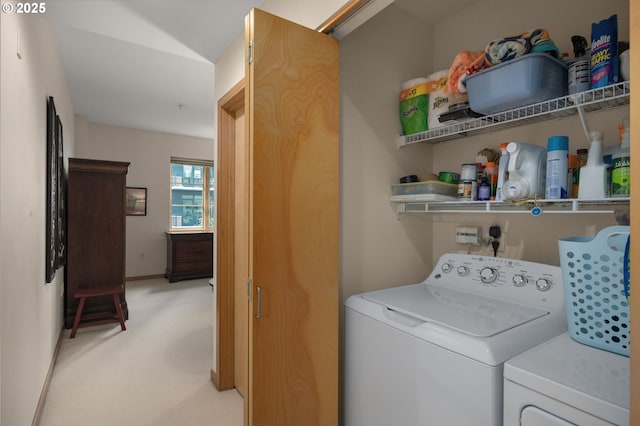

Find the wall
[[78, 122, 214, 278], [0, 13, 74, 426], [214, 0, 349, 102], [215, 0, 630, 305], [339, 6, 437, 300], [337, 0, 630, 285], [211, 0, 632, 411], [213, 0, 430, 302], [428, 0, 628, 265]]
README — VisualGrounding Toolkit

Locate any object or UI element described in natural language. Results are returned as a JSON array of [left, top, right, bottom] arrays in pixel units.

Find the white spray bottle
[[578, 130, 608, 199]]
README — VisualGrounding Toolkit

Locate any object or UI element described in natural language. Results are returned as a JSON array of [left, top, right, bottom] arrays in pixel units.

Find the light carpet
[[38, 278, 243, 426]]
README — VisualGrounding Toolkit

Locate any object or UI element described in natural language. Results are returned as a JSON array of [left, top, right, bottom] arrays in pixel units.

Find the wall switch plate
[[456, 226, 480, 244]]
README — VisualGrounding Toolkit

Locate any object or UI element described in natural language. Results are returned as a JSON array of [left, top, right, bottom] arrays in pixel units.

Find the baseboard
[[126, 273, 166, 282], [210, 369, 219, 389], [32, 326, 64, 426]]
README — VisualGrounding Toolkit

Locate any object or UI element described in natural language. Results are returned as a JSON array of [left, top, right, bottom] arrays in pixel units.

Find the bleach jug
[[502, 142, 547, 201]]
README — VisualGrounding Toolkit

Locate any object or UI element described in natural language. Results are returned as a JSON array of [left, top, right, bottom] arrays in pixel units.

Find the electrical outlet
[[456, 226, 480, 245]]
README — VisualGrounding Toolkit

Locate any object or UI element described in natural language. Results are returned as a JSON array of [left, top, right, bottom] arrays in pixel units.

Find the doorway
[[213, 79, 247, 398]]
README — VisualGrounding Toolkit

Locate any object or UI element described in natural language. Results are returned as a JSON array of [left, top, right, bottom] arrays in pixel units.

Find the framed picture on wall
[[56, 114, 66, 268], [45, 96, 58, 283], [126, 187, 147, 216]]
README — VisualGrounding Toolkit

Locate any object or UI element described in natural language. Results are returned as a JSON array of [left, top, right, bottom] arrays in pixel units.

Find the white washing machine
[[504, 332, 629, 425], [344, 253, 567, 426]]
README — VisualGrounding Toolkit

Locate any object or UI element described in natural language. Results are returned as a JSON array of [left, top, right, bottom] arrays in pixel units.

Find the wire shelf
[[395, 197, 630, 215], [398, 81, 630, 146]]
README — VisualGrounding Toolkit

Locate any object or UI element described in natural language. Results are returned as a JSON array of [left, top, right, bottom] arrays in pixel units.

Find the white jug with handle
[[502, 142, 547, 201]]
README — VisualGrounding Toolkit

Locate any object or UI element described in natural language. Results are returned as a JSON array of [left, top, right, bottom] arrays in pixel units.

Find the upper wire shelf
[[397, 81, 630, 146]]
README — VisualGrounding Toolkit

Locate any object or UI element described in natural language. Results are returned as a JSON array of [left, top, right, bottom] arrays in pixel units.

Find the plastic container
[[477, 178, 491, 201], [391, 181, 458, 198], [619, 49, 630, 81], [568, 35, 591, 94], [545, 136, 569, 199], [496, 143, 509, 201], [572, 148, 589, 198], [578, 131, 608, 199], [484, 161, 498, 200], [611, 117, 630, 197], [457, 180, 477, 201], [591, 14, 619, 89], [558, 226, 630, 356], [502, 142, 547, 201], [465, 53, 568, 115], [438, 171, 460, 184], [460, 163, 477, 181]]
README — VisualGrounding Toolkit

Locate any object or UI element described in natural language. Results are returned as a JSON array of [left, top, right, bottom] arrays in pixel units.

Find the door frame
[[212, 79, 245, 391]]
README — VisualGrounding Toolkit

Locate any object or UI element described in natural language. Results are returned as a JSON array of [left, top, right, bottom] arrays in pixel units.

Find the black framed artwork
[[56, 114, 66, 268], [45, 96, 58, 283], [126, 187, 147, 216]]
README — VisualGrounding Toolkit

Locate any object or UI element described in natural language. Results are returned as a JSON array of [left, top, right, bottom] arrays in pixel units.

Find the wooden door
[[245, 9, 339, 426]]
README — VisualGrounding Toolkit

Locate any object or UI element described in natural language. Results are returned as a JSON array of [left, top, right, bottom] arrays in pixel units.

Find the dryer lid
[[363, 283, 548, 337]]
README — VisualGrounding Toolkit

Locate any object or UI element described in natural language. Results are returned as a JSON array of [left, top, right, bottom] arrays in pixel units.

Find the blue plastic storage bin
[[465, 53, 568, 115], [558, 226, 630, 356]]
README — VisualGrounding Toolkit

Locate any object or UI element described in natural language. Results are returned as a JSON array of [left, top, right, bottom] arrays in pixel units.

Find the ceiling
[[45, 0, 264, 140], [43, 0, 477, 140]]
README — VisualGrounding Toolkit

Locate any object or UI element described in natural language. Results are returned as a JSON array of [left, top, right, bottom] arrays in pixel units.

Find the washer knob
[[441, 263, 453, 273], [457, 265, 470, 276], [512, 274, 528, 287], [535, 278, 552, 292], [480, 267, 498, 283]]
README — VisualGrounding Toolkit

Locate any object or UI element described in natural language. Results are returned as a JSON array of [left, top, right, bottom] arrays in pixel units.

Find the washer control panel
[[428, 253, 564, 310]]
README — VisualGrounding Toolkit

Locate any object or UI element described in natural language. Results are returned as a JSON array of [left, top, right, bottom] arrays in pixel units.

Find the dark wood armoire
[[65, 158, 130, 328]]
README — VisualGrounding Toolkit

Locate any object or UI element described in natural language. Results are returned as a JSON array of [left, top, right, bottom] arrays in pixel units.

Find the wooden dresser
[[65, 158, 130, 328], [165, 231, 213, 282]]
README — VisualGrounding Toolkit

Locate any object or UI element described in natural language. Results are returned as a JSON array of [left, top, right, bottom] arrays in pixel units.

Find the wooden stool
[[70, 285, 127, 338]]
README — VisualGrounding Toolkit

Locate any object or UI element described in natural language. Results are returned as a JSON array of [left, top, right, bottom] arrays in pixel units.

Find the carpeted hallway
[[38, 277, 243, 426]]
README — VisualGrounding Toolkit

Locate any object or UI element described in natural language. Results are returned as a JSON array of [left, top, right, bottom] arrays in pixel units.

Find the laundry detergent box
[[591, 14, 619, 88]]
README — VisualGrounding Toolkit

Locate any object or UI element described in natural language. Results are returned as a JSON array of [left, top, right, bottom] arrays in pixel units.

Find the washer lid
[[362, 283, 548, 337]]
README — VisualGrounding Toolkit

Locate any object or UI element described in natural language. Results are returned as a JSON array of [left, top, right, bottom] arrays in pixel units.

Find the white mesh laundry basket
[[558, 226, 630, 356]]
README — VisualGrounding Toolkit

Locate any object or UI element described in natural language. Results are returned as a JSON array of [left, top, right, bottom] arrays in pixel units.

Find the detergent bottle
[[502, 142, 547, 201], [495, 143, 509, 201], [611, 118, 630, 197]]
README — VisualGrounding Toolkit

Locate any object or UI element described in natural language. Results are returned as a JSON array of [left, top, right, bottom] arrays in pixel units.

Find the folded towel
[[526, 28, 551, 46], [447, 51, 485, 94], [484, 35, 530, 65], [484, 28, 551, 65], [530, 39, 561, 58]]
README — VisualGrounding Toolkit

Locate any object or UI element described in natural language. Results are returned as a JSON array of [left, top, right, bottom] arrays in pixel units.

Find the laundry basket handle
[[624, 234, 631, 302], [592, 226, 630, 254]]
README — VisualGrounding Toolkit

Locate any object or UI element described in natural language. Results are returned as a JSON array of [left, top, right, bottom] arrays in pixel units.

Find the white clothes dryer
[[344, 253, 567, 426], [504, 332, 629, 426]]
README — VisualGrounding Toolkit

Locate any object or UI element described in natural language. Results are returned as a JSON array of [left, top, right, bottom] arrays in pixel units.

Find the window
[[170, 158, 214, 230]]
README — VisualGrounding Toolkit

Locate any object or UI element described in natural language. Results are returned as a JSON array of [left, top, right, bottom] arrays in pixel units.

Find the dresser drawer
[[165, 232, 213, 282]]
